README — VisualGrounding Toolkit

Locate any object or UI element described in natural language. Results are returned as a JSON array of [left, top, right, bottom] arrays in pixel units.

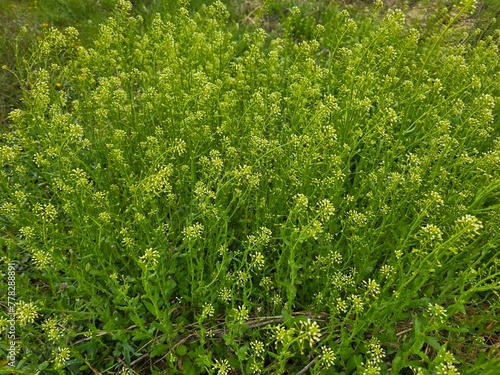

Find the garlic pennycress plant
[[1, 0, 499, 373]]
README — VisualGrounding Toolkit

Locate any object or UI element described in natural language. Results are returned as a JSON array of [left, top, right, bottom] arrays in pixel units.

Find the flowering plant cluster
[[1, 0, 499, 373]]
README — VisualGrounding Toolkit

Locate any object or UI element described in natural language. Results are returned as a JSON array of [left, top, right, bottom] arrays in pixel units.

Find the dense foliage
[[1, 0, 499, 373]]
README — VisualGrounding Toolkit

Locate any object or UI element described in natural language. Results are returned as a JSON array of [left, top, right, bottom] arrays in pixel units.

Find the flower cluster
[[3, 0, 499, 372], [54, 347, 71, 369], [363, 279, 380, 297], [182, 222, 204, 242], [138, 248, 160, 271], [419, 223, 443, 245], [297, 319, 322, 347], [200, 302, 215, 320], [31, 248, 52, 269], [41, 317, 65, 343], [362, 338, 385, 375], [456, 214, 483, 237], [319, 346, 336, 368], [212, 358, 232, 375], [317, 198, 335, 222], [427, 303, 447, 324], [250, 340, 266, 358], [15, 301, 39, 327], [233, 305, 249, 322], [273, 324, 294, 348]]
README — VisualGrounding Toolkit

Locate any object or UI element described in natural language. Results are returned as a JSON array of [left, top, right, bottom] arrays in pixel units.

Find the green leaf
[[409, 333, 426, 357], [228, 357, 240, 371], [38, 361, 49, 370], [393, 358, 426, 373], [236, 345, 248, 362], [346, 354, 363, 372], [165, 278, 177, 292], [425, 336, 441, 351], [391, 353, 404, 372], [449, 301, 466, 315], [413, 314, 426, 335], [222, 333, 236, 347], [182, 358, 198, 375], [193, 345, 212, 368], [176, 345, 188, 356], [132, 329, 151, 341], [123, 344, 131, 366], [281, 308, 291, 323], [151, 344, 170, 358], [151, 321, 171, 334], [473, 351, 486, 366], [130, 311, 146, 327], [438, 324, 469, 333], [143, 300, 158, 317], [122, 342, 136, 354], [112, 329, 127, 342]]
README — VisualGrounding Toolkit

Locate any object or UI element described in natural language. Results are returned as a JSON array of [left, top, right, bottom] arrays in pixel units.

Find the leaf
[[112, 329, 127, 342], [152, 321, 172, 334], [132, 329, 150, 342], [449, 301, 466, 315], [123, 344, 131, 366], [228, 357, 240, 371], [391, 352, 404, 372], [182, 358, 198, 375], [236, 345, 248, 362], [473, 351, 486, 366], [392, 357, 426, 373], [150, 344, 170, 358], [193, 345, 212, 368], [439, 324, 469, 333], [130, 311, 146, 328], [281, 308, 291, 323], [346, 354, 363, 372], [222, 333, 236, 347], [122, 342, 136, 354], [413, 314, 427, 335], [143, 300, 158, 317], [425, 336, 441, 351], [38, 361, 49, 370], [160, 279, 177, 301], [176, 345, 188, 356], [409, 333, 426, 357]]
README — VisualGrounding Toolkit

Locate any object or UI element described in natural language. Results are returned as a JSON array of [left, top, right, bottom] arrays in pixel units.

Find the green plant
[[1, 0, 499, 373]]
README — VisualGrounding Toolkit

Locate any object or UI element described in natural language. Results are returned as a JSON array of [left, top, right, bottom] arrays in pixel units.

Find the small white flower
[[138, 248, 160, 270], [319, 346, 336, 367], [457, 214, 483, 236], [212, 358, 231, 375], [201, 302, 215, 319], [298, 319, 321, 346], [54, 347, 71, 369]]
